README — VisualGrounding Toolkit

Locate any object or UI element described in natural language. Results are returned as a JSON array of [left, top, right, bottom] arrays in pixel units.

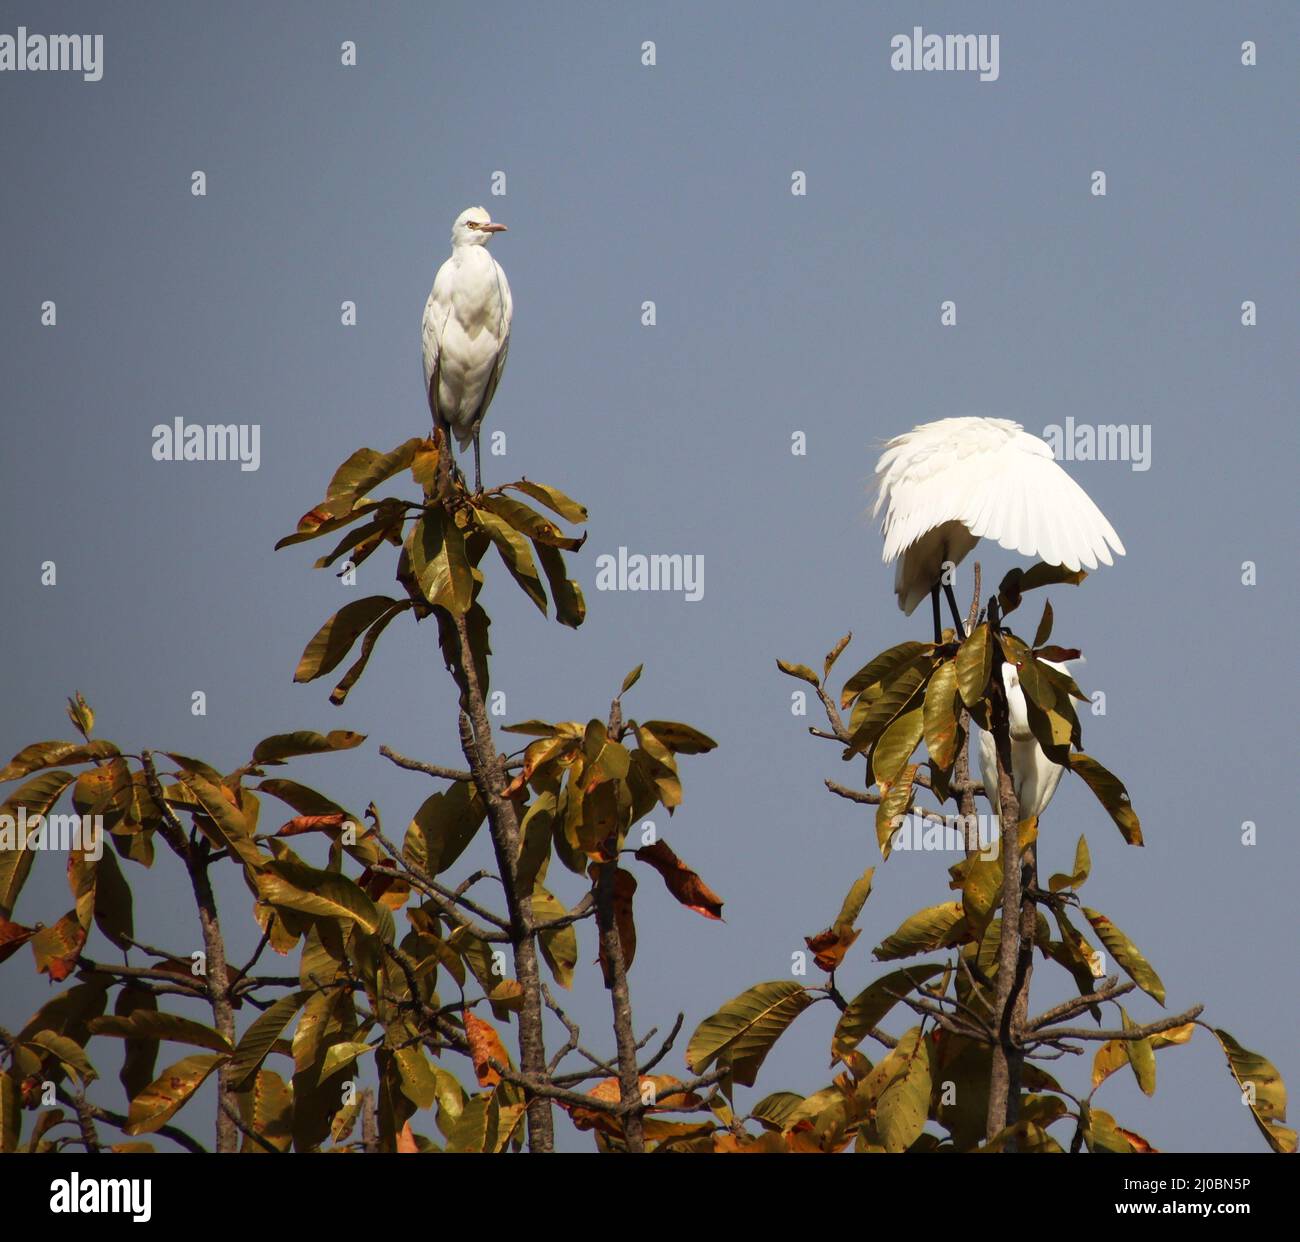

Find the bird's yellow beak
[[481, 222, 507, 233]]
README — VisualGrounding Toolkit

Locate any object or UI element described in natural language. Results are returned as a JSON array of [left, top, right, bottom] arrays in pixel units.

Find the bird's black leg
[[943, 581, 967, 640], [435, 419, 467, 492], [930, 585, 943, 645], [472, 429, 482, 494]]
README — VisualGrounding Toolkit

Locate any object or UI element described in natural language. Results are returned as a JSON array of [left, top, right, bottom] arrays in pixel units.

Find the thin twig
[[379, 745, 472, 783]]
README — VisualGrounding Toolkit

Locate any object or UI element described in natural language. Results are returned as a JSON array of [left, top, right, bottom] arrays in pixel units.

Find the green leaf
[[311, 500, 406, 570], [750, 1091, 806, 1131], [1032, 599, 1054, 648], [876, 1027, 932, 1153], [239, 1068, 294, 1152], [834, 868, 875, 931], [620, 664, 644, 695], [1081, 907, 1165, 1004], [91, 847, 134, 950], [0, 739, 118, 783], [638, 721, 717, 754], [997, 562, 1087, 615], [0, 1071, 18, 1153], [125, 1054, 226, 1135], [329, 601, 411, 706], [294, 596, 401, 683], [326, 439, 423, 506], [840, 641, 929, 711], [1023, 698, 1075, 769], [1121, 1007, 1156, 1096], [500, 720, 560, 738], [832, 965, 944, 1061], [229, 991, 309, 1090], [1048, 835, 1091, 893], [846, 664, 928, 757], [66, 693, 95, 740], [685, 981, 814, 1087], [393, 1043, 439, 1109], [1081, 1104, 1138, 1153], [872, 706, 925, 787], [515, 792, 556, 896], [26, 1030, 98, 1085], [90, 1011, 232, 1055], [952, 852, 1002, 939], [409, 511, 474, 615], [478, 494, 583, 551], [114, 986, 159, 1102], [404, 781, 486, 876], [823, 633, 852, 682], [0, 770, 76, 916], [533, 886, 578, 989], [258, 857, 382, 935], [506, 479, 588, 524], [922, 660, 959, 771], [582, 719, 631, 790], [534, 543, 586, 628], [1068, 754, 1143, 846], [187, 775, 265, 872], [1210, 1028, 1296, 1154], [252, 730, 367, 765], [776, 659, 819, 687], [874, 902, 967, 960], [321, 1040, 376, 1080], [475, 506, 548, 614], [955, 624, 993, 708], [274, 499, 384, 550], [875, 765, 917, 860]]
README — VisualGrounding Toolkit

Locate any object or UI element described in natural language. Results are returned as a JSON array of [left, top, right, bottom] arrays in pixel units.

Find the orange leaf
[[396, 1121, 419, 1153], [804, 925, 862, 973], [713, 1129, 787, 1153], [31, 912, 87, 981], [1115, 1125, 1159, 1153], [593, 864, 638, 982], [275, 813, 347, 836], [634, 840, 724, 920], [358, 865, 411, 911], [0, 916, 37, 965], [562, 1074, 702, 1135], [464, 1012, 507, 1087]]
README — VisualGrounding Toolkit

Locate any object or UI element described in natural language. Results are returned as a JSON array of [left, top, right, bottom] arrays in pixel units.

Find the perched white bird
[[873, 417, 1125, 639], [976, 658, 1073, 823], [422, 206, 513, 491]]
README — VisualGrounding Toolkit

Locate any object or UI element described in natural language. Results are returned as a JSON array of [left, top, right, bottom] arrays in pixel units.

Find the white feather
[[873, 417, 1125, 614], [976, 659, 1074, 824], [421, 207, 513, 449]]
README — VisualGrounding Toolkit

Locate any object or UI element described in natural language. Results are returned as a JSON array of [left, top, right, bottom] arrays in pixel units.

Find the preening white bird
[[421, 206, 513, 492], [873, 417, 1125, 641], [976, 658, 1073, 824]]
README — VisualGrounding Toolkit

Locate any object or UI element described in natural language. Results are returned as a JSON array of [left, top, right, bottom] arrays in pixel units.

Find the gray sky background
[[1, 1, 1295, 1153]]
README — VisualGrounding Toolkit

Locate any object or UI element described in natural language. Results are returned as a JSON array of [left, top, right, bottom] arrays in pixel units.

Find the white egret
[[421, 206, 513, 492], [873, 417, 1125, 641], [976, 658, 1074, 824]]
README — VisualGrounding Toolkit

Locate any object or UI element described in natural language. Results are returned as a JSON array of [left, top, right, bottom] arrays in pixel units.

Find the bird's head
[[452, 206, 507, 248]]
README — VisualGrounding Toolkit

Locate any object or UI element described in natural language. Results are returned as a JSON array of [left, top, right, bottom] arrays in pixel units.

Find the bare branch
[[1027, 978, 1134, 1031], [379, 745, 472, 783], [1026, 1005, 1204, 1048]]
